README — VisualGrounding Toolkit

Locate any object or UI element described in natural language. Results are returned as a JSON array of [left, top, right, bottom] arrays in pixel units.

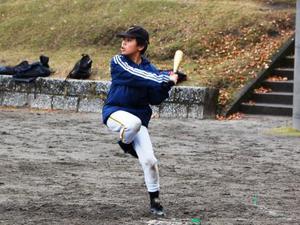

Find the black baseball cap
[[116, 26, 150, 44]]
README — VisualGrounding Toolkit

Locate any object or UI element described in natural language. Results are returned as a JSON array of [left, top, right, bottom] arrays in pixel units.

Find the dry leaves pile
[[245, 100, 256, 106], [267, 76, 288, 81], [254, 86, 272, 93], [216, 112, 244, 121], [202, 14, 295, 111]]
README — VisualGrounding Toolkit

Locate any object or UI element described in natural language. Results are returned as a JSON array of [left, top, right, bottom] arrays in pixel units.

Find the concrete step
[[272, 68, 294, 80], [252, 92, 293, 105], [282, 55, 294, 67], [261, 80, 293, 92], [240, 102, 292, 116], [285, 55, 294, 60]]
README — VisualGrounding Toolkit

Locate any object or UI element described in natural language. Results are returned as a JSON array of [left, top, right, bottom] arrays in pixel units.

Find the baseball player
[[102, 25, 178, 216]]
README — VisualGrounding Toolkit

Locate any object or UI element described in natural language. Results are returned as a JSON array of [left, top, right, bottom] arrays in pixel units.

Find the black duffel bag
[[13, 55, 51, 79], [0, 55, 52, 83]]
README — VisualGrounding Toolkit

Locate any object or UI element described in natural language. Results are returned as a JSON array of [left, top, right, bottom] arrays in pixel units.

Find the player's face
[[120, 37, 144, 55]]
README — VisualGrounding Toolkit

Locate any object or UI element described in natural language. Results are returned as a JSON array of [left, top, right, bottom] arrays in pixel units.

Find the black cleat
[[150, 198, 165, 216], [118, 141, 138, 158]]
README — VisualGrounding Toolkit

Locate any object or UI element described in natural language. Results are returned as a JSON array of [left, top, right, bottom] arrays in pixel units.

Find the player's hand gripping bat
[[173, 50, 187, 83]]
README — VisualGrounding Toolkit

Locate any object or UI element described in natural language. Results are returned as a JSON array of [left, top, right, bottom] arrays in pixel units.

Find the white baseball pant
[[106, 110, 159, 192]]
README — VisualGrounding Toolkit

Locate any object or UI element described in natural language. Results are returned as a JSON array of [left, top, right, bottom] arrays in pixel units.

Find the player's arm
[[147, 85, 171, 105], [110, 55, 174, 88], [147, 71, 178, 105]]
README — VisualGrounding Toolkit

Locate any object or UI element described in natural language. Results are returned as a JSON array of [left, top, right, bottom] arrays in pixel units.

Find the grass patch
[[0, 0, 296, 111], [268, 127, 300, 137]]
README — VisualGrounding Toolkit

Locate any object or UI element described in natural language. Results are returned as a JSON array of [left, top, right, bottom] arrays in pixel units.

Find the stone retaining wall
[[0, 75, 219, 119]]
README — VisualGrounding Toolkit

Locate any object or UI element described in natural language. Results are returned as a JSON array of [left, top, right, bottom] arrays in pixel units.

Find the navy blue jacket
[[102, 54, 173, 127]]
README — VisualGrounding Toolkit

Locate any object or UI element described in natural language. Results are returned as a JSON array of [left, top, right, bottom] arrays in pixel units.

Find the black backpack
[[67, 54, 92, 79]]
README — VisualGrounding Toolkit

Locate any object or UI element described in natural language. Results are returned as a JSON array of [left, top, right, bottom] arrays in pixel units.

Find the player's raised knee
[[127, 118, 142, 132]]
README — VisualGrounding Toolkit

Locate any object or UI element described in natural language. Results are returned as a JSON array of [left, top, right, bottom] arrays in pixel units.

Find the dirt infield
[[0, 108, 299, 225]]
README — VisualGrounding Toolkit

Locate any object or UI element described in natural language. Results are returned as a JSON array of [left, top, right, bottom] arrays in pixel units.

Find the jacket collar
[[121, 54, 150, 66]]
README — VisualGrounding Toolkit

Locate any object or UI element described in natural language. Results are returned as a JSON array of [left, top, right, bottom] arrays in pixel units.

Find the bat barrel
[[173, 50, 184, 73]]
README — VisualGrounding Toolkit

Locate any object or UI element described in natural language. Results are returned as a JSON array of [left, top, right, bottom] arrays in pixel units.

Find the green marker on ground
[[252, 195, 258, 205], [191, 218, 202, 225]]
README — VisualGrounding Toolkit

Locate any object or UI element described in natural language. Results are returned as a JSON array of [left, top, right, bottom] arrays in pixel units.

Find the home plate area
[[146, 219, 195, 225]]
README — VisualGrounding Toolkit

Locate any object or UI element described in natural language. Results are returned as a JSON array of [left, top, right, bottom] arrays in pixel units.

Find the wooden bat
[[173, 50, 184, 73]]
